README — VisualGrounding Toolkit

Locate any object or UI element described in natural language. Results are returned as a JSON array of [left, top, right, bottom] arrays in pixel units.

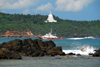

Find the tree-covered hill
[[0, 12, 100, 37]]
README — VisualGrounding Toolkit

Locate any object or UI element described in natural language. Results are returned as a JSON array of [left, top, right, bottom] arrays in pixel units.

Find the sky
[[0, 0, 100, 21]]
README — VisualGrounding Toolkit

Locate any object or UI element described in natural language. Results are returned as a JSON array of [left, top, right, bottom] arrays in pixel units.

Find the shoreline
[[0, 35, 100, 38], [0, 35, 38, 38]]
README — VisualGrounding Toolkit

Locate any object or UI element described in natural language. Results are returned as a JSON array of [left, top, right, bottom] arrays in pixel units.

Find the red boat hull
[[38, 37, 63, 39]]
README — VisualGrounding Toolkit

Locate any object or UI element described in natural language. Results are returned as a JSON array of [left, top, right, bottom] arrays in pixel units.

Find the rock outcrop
[[0, 48, 22, 59], [93, 49, 100, 57], [0, 39, 65, 59], [1, 39, 22, 52], [66, 53, 76, 55]]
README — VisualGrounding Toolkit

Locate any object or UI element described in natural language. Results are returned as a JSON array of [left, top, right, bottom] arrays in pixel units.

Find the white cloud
[[0, 0, 39, 9], [36, 3, 54, 11], [55, 0, 93, 12]]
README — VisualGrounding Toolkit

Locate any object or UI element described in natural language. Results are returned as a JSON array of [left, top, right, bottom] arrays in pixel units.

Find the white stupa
[[45, 11, 57, 23]]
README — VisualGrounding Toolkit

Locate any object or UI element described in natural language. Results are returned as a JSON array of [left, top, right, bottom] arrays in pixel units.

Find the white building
[[45, 11, 57, 23]]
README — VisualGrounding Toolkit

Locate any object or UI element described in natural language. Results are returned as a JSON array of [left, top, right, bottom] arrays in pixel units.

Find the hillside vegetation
[[0, 12, 100, 37]]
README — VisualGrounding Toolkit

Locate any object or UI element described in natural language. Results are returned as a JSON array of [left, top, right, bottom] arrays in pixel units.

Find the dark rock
[[39, 52, 44, 57], [67, 53, 76, 55], [39, 40, 56, 52], [93, 49, 100, 57], [44, 40, 56, 48], [47, 46, 65, 56], [94, 50, 98, 51], [33, 39, 44, 48], [32, 51, 40, 57], [89, 53, 93, 55], [21, 39, 41, 56], [1, 39, 22, 52], [0, 38, 65, 58], [0, 48, 22, 59], [77, 54, 81, 56], [0, 44, 2, 48]]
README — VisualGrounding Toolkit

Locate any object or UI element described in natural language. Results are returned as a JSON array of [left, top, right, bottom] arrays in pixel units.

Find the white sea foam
[[84, 36, 95, 39], [63, 46, 95, 55], [67, 38, 84, 40], [67, 36, 95, 40]]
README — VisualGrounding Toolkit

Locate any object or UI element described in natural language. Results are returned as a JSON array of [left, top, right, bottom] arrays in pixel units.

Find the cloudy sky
[[0, 0, 100, 21]]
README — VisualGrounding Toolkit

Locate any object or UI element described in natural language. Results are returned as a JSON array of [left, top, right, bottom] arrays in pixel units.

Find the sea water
[[0, 37, 100, 55], [43, 37, 100, 55]]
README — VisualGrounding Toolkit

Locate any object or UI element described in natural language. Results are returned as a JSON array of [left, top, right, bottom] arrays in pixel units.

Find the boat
[[38, 29, 63, 39]]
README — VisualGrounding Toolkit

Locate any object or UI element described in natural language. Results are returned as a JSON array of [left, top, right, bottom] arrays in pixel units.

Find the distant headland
[[0, 29, 38, 38], [0, 12, 100, 38]]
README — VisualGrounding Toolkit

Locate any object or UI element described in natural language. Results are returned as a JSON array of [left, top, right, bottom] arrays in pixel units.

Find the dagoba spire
[[50, 11, 51, 14], [45, 11, 57, 23]]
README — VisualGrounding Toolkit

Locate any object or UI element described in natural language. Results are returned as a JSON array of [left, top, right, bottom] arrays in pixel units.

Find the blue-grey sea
[[0, 37, 100, 67]]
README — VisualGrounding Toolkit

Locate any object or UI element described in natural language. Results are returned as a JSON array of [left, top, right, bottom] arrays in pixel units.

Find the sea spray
[[67, 36, 95, 40], [81, 46, 94, 53], [63, 46, 95, 55]]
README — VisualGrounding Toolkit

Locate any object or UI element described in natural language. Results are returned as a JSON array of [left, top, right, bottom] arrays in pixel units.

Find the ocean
[[42, 37, 100, 55], [0, 37, 100, 67]]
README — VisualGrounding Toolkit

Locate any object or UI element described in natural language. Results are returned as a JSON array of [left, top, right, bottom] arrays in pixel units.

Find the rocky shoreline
[[0, 38, 100, 60], [0, 35, 38, 38], [0, 39, 65, 59]]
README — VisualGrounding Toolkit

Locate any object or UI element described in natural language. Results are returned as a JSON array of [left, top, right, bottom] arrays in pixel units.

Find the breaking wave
[[67, 36, 95, 40], [63, 45, 95, 55]]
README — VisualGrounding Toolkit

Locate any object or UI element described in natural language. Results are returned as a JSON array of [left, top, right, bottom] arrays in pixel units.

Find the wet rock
[[0, 44, 2, 48], [77, 54, 81, 56], [21, 39, 40, 56], [44, 40, 56, 48], [47, 46, 65, 56], [67, 53, 76, 55], [39, 52, 44, 57], [93, 49, 100, 57], [0, 48, 22, 59], [0, 39, 65, 58], [40, 40, 56, 51], [89, 53, 93, 55], [1, 39, 22, 52], [32, 39, 44, 48]]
